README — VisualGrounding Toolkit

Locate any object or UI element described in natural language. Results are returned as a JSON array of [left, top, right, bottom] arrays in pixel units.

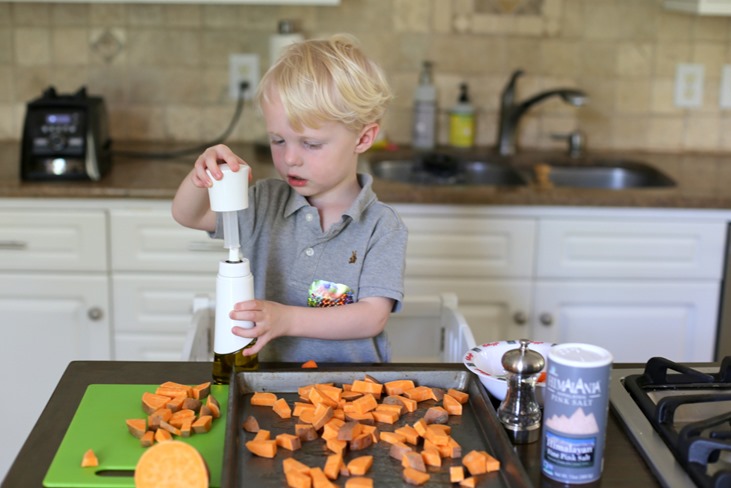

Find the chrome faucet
[[497, 70, 587, 156]]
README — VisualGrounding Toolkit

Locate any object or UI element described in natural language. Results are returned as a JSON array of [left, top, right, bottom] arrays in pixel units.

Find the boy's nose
[[284, 148, 301, 166]]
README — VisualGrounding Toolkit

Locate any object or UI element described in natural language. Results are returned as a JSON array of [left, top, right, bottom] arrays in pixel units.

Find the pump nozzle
[[222, 211, 241, 262]]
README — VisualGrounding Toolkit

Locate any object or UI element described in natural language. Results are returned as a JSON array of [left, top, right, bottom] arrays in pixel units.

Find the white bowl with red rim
[[463, 340, 556, 405]]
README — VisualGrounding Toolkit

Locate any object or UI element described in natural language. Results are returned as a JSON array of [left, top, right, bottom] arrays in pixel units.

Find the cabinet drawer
[[110, 209, 226, 272], [402, 215, 535, 278], [0, 209, 107, 271], [536, 219, 727, 279]]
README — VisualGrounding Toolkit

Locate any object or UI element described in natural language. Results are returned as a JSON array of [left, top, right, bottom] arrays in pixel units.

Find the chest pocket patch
[[308, 280, 354, 307]]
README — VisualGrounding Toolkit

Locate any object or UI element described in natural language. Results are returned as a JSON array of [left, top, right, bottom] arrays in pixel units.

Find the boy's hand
[[191, 144, 250, 189], [229, 299, 292, 356]]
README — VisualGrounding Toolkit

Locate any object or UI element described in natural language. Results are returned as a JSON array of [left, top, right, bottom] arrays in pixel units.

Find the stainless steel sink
[[536, 159, 676, 189], [366, 152, 527, 186]]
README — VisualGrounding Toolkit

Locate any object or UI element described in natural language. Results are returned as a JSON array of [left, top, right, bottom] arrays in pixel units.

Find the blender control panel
[[27, 110, 86, 156]]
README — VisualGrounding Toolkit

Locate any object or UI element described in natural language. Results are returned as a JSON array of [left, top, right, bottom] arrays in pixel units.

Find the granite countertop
[[3, 141, 731, 209]]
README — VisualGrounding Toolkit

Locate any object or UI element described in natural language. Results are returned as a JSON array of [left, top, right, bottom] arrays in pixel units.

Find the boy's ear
[[354, 123, 380, 154]]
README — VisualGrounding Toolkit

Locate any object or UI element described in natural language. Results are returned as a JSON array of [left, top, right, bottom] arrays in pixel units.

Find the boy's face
[[261, 91, 369, 205]]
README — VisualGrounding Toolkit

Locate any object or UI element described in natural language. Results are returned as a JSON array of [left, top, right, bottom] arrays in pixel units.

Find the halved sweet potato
[[134, 440, 208, 488]]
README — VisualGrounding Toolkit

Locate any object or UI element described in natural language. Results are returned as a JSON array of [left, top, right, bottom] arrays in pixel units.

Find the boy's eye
[[269, 138, 284, 146], [303, 141, 322, 149]]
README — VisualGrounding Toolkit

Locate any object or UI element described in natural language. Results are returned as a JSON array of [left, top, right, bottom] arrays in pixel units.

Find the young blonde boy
[[172, 34, 407, 362]]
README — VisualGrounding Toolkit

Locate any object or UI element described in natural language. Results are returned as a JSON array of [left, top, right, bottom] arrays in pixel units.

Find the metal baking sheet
[[222, 366, 532, 487]]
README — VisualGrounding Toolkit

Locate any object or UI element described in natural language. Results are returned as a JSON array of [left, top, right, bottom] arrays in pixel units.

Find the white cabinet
[[0, 208, 111, 480], [110, 205, 222, 361]]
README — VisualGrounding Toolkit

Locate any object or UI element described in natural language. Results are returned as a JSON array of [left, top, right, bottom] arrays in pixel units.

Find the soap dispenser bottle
[[207, 164, 259, 384], [412, 60, 437, 150], [449, 82, 475, 148]]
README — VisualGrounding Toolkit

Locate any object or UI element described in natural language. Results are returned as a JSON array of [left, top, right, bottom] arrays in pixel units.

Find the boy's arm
[[230, 296, 394, 356]]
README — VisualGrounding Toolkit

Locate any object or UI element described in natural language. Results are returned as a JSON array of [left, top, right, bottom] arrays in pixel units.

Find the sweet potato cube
[[309, 386, 339, 407], [351, 380, 383, 398], [384, 379, 415, 396], [251, 391, 278, 406], [192, 382, 211, 400], [254, 429, 271, 441], [317, 384, 343, 402], [323, 453, 343, 480], [403, 386, 432, 402], [345, 478, 373, 488], [463, 450, 488, 475], [450, 465, 465, 483], [179, 419, 193, 438], [165, 395, 186, 412], [141, 392, 171, 415], [294, 402, 316, 417], [81, 449, 98, 467], [242, 415, 260, 433], [326, 438, 347, 455], [388, 441, 413, 461], [447, 388, 469, 404], [140, 430, 155, 448], [159, 420, 181, 437], [246, 439, 277, 458], [159, 381, 193, 396], [421, 448, 442, 468], [301, 360, 318, 368], [424, 425, 450, 446], [375, 403, 402, 416], [350, 432, 374, 451], [276, 433, 302, 451], [402, 467, 430, 486], [344, 411, 374, 425], [380, 431, 406, 445], [395, 426, 420, 445], [341, 390, 363, 401], [482, 451, 501, 472], [347, 455, 373, 476], [310, 467, 337, 488], [147, 408, 172, 431], [205, 395, 221, 418], [191, 415, 212, 434], [154, 428, 173, 443], [401, 451, 426, 472], [273, 398, 292, 419], [412, 418, 428, 437], [443, 394, 463, 415], [182, 397, 202, 412], [429, 387, 446, 402], [332, 409, 345, 421], [126, 418, 147, 439], [371, 409, 399, 424], [460, 477, 477, 487], [423, 406, 449, 425], [312, 404, 334, 431], [352, 394, 378, 414], [295, 423, 319, 442], [337, 421, 362, 441], [169, 409, 195, 428], [321, 418, 345, 441], [284, 469, 312, 488], [361, 424, 379, 443]]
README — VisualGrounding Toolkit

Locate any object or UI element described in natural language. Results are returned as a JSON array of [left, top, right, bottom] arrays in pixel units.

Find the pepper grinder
[[497, 339, 545, 444]]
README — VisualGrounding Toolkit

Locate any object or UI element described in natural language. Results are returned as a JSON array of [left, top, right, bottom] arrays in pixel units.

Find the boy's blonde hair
[[256, 33, 393, 133]]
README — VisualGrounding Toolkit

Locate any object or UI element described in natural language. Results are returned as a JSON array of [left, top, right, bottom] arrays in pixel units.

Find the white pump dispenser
[[207, 164, 258, 383]]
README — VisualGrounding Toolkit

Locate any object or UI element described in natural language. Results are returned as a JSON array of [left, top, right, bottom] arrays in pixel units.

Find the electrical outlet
[[229, 54, 259, 101], [674, 63, 704, 108], [720, 65, 731, 109]]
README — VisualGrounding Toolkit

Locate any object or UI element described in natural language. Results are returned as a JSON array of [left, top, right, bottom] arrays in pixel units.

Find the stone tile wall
[[1, 0, 731, 154]]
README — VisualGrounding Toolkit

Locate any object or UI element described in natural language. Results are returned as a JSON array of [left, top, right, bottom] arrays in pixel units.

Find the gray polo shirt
[[212, 173, 407, 363]]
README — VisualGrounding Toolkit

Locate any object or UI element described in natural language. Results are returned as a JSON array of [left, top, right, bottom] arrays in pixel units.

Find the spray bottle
[[207, 164, 258, 384]]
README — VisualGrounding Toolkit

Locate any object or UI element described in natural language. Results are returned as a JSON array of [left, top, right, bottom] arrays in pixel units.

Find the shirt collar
[[283, 173, 376, 223]]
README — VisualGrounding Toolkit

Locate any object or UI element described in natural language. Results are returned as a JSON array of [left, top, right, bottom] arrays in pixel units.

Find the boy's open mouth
[[288, 175, 307, 187]]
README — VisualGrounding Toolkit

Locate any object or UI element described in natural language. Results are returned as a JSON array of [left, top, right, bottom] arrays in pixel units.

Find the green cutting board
[[43, 384, 228, 488]]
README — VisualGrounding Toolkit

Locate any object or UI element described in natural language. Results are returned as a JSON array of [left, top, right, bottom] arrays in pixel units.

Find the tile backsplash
[[2, 0, 731, 154]]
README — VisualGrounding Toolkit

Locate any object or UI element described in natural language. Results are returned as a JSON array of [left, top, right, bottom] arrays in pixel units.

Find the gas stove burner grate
[[624, 357, 731, 488]]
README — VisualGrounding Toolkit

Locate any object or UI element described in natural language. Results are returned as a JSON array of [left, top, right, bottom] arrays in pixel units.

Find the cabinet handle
[[88, 307, 104, 321], [513, 311, 527, 325], [539, 313, 553, 326], [187, 241, 224, 253], [0, 240, 28, 250]]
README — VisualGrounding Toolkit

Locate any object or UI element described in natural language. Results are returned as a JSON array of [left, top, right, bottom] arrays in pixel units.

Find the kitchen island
[[2, 360, 659, 488]]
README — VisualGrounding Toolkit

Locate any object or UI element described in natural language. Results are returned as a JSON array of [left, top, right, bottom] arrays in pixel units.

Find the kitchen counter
[[3, 141, 731, 209], [2, 361, 659, 488]]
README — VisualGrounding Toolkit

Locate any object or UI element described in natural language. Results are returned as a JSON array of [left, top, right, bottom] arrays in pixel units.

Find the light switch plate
[[675, 63, 704, 108], [720, 65, 731, 109]]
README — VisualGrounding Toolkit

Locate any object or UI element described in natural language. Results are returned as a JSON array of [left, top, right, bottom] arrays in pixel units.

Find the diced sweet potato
[[134, 441, 208, 488], [424, 425, 450, 446], [336, 421, 362, 441], [384, 379, 415, 396], [450, 465, 465, 483], [380, 431, 406, 444], [165, 396, 185, 412], [443, 393, 463, 415], [284, 469, 312, 488], [347, 455, 373, 476], [154, 428, 173, 443], [351, 380, 383, 398], [394, 426, 419, 445], [294, 402, 316, 417], [140, 430, 155, 448], [182, 398, 202, 412], [323, 453, 343, 480], [179, 419, 193, 438], [412, 418, 428, 437], [205, 396, 221, 419], [283, 458, 311, 477], [191, 382, 211, 400], [295, 423, 319, 442], [326, 438, 347, 455], [401, 452, 426, 472], [309, 467, 336, 488], [141, 392, 171, 415], [463, 450, 488, 475], [254, 429, 271, 441], [81, 449, 98, 467], [349, 432, 373, 451], [403, 386, 432, 402], [402, 467, 430, 486], [158, 420, 181, 437], [246, 439, 277, 458], [421, 448, 442, 468], [375, 403, 402, 416], [126, 418, 147, 439], [344, 411, 374, 425], [388, 441, 413, 461], [345, 477, 373, 488], [147, 408, 172, 431], [312, 404, 334, 431], [276, 433, 302, 451], [341, 390, 363, 401], [352, 394, 378, 414], [309, 387, 339, 407], [169, 409, 196, 429], [273, 398, 293, 419], [371, 409, 399, 424], [191, 415, 212, 434], [242, 415, 260, 433], [447, 388, 469, 404], [460, 477, 477, 487], [301, 360, 318, 368], [423, 406, 449, 425], [251, 392, 278, 406]]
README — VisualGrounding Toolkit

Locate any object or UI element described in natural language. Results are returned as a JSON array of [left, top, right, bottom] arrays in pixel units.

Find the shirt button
[[305, 247, 314, 257], [305, 213, 314, 222]]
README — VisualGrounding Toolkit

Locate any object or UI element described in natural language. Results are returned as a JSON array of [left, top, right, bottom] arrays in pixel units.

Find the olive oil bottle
[[212, 341, 258, 385]]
